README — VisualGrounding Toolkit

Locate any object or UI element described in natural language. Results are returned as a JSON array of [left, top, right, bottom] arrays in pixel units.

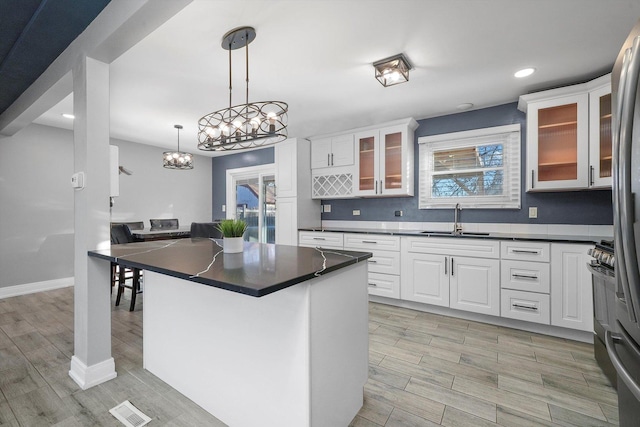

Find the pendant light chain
[[245, 28, 249, 106]]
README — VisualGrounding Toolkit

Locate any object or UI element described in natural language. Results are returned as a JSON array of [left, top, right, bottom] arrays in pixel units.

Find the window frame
[[418, 124, 521, 209]]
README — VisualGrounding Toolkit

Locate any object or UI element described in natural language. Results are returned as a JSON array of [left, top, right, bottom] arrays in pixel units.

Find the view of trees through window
[[431, 144, 504, 198]]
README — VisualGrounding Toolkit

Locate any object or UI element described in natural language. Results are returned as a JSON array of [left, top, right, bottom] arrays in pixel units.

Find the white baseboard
[[0, 277, 74, 299], [69, 356, 117, 390]]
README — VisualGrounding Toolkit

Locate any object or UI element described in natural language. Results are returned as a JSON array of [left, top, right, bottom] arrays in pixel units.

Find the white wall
[[0, 123, 213, 289]]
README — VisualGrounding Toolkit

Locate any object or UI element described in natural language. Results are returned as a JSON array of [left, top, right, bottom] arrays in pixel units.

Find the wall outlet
[[529, 206, 538, 218], [323, 204, 331, 213], [222, 204, 226, 212], [353, 209, 361, 216], [395, 210, 403, 217]]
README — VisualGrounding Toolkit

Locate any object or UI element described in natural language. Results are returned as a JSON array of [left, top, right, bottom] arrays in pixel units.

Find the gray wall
[[0, 124, 75, 288], [0, 124, 213, 289], [321, 103, 613, 225], [110, 137, 213, 228], [211, 148, 274, 220]]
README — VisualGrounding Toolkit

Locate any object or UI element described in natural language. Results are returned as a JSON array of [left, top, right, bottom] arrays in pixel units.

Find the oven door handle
[[606, 329, 640, 402]]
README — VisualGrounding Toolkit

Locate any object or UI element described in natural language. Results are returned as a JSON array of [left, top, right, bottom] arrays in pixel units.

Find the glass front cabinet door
[[526, 93, 590, 191], [354, 120, 417, 197], [588, 82, 612, 188], [520, 74, 612, 192]]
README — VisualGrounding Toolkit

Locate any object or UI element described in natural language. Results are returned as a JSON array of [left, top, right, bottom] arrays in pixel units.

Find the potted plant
[[216, 219, 247, 253]]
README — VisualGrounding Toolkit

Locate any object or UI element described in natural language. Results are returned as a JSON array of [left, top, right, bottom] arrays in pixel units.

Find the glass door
[[383, 130, 403, 190], [358, 134, 376, 193], [228, 165, 276, 244]]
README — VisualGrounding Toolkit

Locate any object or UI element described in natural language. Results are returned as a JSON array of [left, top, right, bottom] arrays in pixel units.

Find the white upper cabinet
[[310, 118, 417, 199], [354, 120, 417, 197], [310, 134, 354, 170], [518, 74, 611, 191]]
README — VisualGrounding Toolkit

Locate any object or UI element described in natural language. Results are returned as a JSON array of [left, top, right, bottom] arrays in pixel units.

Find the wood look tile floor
[[0, 287, 618, 426]]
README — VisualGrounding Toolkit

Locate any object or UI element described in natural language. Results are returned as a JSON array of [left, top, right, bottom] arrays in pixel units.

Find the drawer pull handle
[[511, 249, 541, 255], [312, 237, 326, 240], [512, 274, 538, 280], [367, 260, 378, 263], [368, 283, 377, 287], [513, 303, 538, 311], [362, 240, 377, 244]]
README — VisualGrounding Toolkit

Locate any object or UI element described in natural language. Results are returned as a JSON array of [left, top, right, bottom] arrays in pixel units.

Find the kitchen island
[[89, 238, 371, 427]]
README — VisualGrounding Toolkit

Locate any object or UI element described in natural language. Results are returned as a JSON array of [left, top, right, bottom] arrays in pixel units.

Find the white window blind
[[418, 124, 521, 209]]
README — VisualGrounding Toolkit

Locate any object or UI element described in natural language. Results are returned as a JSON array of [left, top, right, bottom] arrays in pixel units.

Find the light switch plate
[[353, 209, 361, 216], [323, 204, 331, 213], [529, 207, 538, 218]]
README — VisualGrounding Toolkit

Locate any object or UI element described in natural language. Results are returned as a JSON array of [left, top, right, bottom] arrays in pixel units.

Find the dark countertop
[[299, 227, 611, 244], [89, 238, 371, 297]]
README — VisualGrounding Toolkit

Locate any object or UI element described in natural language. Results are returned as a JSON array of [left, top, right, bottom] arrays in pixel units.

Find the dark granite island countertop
[[88, 238, 371, 297]]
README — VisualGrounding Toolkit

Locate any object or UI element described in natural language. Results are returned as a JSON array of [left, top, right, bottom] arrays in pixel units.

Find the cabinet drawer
[[298, 231, 343, 249], [367, 272, 400, 299], [501, 260, 550, 293], [501, 289, 550, 325], [344, 233, 400, 251], [501, 241, 550, 262], [402, 236, 500, 259], [357, 249, 399, 275]]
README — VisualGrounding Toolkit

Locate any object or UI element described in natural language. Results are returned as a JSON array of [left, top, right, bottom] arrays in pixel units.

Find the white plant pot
[[223, 237, 244, 254]]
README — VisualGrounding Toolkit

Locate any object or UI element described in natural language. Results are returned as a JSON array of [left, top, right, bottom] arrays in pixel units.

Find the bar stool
[[110, 224, 143, 311]]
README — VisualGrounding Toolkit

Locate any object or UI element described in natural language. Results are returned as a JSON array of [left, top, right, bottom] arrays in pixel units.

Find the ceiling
[[0, 0, 111, 115], [6, 1, 640, 157]]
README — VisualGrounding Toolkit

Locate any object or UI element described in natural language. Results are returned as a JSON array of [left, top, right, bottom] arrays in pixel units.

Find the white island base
[[143, 262, 368, 427]]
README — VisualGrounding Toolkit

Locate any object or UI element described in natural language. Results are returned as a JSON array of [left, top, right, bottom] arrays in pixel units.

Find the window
[[419, 124, 521, 209]]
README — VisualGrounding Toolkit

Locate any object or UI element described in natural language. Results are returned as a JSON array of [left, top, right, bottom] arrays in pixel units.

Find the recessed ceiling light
[[514, 68, 536, 78], [62, 113, 75, 119], [456, 103, 474, 111]]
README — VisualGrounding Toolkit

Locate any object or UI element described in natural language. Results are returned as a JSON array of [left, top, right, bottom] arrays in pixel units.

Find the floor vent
[[109, 400, 152, 427]]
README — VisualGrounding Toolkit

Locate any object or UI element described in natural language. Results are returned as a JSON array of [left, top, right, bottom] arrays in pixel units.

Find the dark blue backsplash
[[211, 148, 274, 220], [321, 103, 613, 225]]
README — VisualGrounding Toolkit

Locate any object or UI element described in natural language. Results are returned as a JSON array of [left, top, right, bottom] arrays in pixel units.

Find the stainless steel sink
[[459, 231, 490, 236], [420, 230, 453, 235]]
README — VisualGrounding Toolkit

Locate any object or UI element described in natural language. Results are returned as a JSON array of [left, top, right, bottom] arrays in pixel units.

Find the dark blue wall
[[321, 103, 613, 225], [211, 148, 274, 220]]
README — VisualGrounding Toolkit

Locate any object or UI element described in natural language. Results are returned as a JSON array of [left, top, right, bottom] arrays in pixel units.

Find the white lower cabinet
[[550, 243, 593, 332], [298, 231, 344, 249], [501, 289, 551, 325], [344, 234, 400, 298], [401, 252, 449, 306], [450, 256, 500, 316], [401, 237, 500, 315]]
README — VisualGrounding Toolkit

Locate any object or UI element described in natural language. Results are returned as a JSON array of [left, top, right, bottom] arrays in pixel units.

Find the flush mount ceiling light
[[197, 26, 288, 151], [373, 53, 412, 87], [514, 67, 536, 78], [163, 124, 193, 170]]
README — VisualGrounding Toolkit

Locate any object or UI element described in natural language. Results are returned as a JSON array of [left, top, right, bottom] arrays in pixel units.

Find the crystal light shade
[[373, 53, 411, 87], [163, 124, 193, 170], [197, 26, 288, 151]]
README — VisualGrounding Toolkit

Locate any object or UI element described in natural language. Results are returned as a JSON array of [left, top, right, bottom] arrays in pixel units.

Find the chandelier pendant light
[[163, 124, 194, 170], [197, 26, 288, 151]]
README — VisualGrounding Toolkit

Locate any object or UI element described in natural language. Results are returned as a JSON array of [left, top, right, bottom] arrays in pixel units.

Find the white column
[[69, 56, 116, 389]]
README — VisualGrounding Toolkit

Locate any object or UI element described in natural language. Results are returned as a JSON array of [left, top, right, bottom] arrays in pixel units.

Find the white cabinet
[[310, 118, 417, 199], [550, 243, 593, 332], [344, 233, 400, 299], [275, 138, 320, 246], [500, 241, 551, 325], [402, 252, 449, 306], [518, 74, 611, 191], [450, 256, 500, 316], [298, 231, 343, 249], [401, 237, 500, 315], [311, 134, 354, 169], [354, 120, 417, 197]]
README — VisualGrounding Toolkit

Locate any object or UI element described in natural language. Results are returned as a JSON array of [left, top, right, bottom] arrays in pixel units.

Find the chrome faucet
[[453, 203, 462, 234]]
